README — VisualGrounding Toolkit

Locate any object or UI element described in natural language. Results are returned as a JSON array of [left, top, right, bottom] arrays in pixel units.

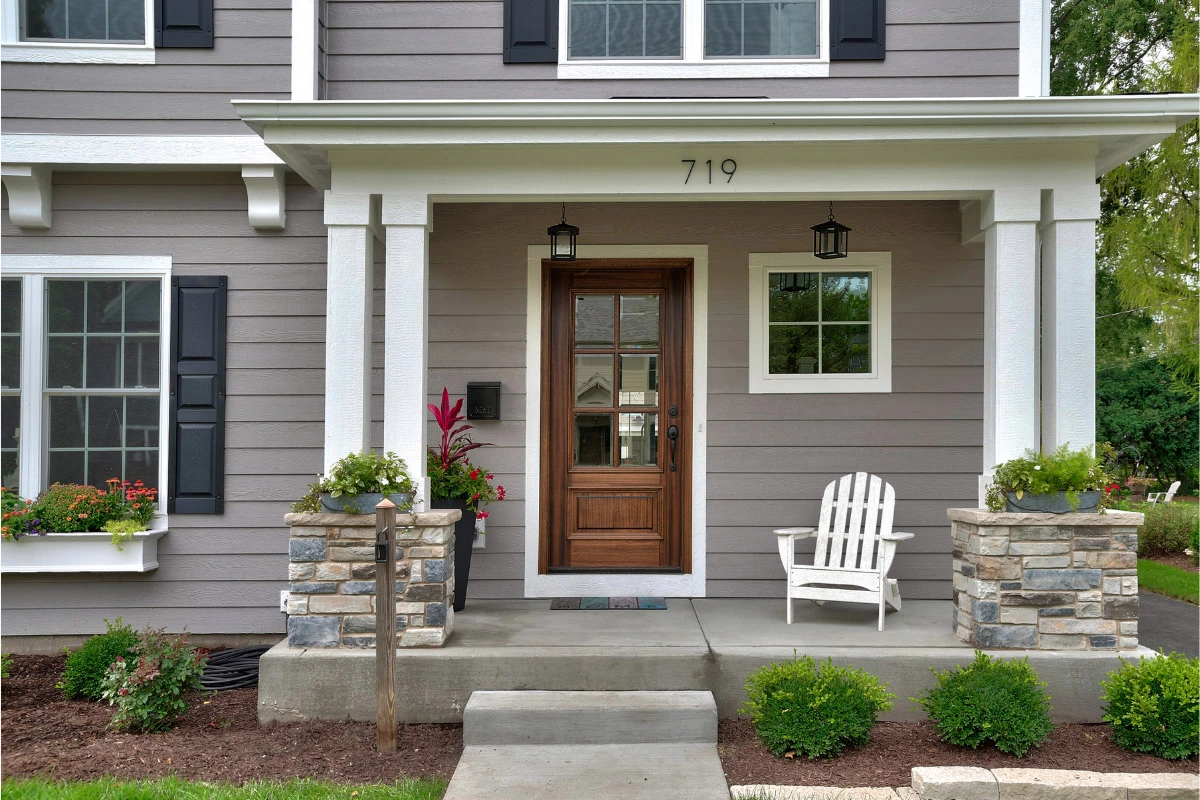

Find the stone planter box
[[284, 510, 460, 648], [1004, 490, 1101, 514], [949, 508, 1144, 651], [0, 527, 168, 573], [318, 492, 413, 515]]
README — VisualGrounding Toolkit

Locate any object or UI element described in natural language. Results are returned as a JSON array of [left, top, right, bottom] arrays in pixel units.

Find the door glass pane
[[574, 295, 614, 348], [768, 272, 818, 322], [768, 325, 818, 374], [574, 413, 613, 467], [620, 295, 659, 348], [619, 412, 657, 466], [821, 272, 870, 321], [822, 325, 871, 374], [574, 355, 613, 407], [619, 355, 658, 406]]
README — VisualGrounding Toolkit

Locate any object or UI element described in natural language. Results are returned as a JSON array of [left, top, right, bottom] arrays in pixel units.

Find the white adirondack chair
[[1147, 480, 1182, 506], [775, 472, 914, 631]]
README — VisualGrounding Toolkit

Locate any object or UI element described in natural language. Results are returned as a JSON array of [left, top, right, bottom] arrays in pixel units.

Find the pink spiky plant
[[429, 387, 491, 471]]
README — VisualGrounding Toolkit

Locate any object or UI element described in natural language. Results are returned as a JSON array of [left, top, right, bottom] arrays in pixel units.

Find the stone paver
[[1113, 771, 1200, 800], [990, 769, 1123, 800], [911, 766, 998, 800], [730, 787, 898, 799]]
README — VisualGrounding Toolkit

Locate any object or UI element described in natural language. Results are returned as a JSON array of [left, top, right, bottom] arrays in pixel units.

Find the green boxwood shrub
[[740, 654, 895, 758], [1137, 502, 1200, 558], [57, 617, 138, 701], [1101, 651, 1199, 760], [916, 651, 1053, 757]]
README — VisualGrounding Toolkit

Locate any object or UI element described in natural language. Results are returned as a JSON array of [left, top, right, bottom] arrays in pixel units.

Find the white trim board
[[523, 245, 709, 598], [1, 134, 284, 167]]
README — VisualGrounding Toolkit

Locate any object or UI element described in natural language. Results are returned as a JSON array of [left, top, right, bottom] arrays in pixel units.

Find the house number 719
[[682, 159, 737, 184]]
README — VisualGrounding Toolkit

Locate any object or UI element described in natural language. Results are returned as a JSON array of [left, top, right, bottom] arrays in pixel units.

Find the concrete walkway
[[1138, 591, 1200, 658]]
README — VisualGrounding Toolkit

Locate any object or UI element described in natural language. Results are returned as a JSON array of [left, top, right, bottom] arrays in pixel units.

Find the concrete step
[[443, 744, 731, 800], [463, 690, 718, 746]]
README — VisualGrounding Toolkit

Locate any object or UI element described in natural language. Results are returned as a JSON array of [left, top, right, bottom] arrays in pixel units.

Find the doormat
[[550, 597, 667, 610]]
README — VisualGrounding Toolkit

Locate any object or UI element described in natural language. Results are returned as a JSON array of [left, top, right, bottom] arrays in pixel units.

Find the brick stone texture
[[282, 511, 459, 648], [948, 510, 1144, 651]]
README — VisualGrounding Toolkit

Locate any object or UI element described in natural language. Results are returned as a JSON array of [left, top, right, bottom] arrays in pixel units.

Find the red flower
[[497, 486, 506, 501], [486, 474, 494, 481], [471, 493, 480, 502], [477, 511, 489, 520], [469, 468, 480, 481]]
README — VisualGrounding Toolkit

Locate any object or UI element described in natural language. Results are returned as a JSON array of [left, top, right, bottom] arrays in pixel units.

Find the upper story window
[[559, 0, 829, 78], [21, 0, 144, 42], [2, 0, 155, 62]]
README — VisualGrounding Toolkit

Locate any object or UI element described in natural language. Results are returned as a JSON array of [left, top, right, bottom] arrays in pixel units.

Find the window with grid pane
[[569, 0, 682, 58], [767, 271, 870, 375], [705, 0, 817, 57], [1, 279, 21, 491], [44, 279, 161, 488], [20, 0, 145, 42]]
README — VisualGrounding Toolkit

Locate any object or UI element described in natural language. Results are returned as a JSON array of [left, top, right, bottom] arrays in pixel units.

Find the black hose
[[199, 645, 270, 691]]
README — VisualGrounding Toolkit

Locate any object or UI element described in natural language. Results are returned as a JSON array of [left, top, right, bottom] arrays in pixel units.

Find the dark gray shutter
[[169, 276, 226, 514], [830, 0, 885, 61], [503, 0, 557, 63], [156, 0, 214, 48]]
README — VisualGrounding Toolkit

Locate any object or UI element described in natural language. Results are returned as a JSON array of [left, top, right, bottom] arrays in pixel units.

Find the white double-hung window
[[1, 0, 155, 62], [560, 0, 828, 77], [2, 256, 171, 498], [748, 252, 891, 394]]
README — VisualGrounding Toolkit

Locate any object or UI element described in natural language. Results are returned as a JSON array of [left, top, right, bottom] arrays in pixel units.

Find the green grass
[[1, 777, 446, 800], [1138, 558, 1200, 605]]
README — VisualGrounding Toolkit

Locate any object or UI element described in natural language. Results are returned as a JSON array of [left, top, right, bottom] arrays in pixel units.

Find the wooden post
[[375, 498, 397, 753]]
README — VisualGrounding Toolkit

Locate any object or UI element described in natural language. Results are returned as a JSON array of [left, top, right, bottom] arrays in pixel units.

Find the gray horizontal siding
[[424, 200, 981, 601], [0, 172, 326, 635], [1, 2, 289, 135], [326, 0, 1018, 100]]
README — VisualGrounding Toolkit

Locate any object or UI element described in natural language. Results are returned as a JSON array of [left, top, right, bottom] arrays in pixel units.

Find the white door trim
[[524, 245, 709, 597]]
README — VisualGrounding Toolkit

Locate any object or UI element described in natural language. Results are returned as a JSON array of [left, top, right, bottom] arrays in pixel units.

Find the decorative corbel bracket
[[242, 164, 286, 229], [1, 164, 52, 229]]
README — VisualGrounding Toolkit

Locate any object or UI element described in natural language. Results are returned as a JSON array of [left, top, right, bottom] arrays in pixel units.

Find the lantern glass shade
[[812, 218, 851, 260], [548, 222, 579, 261]]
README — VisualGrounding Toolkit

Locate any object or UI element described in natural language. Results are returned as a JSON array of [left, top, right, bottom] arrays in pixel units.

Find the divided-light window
[[20, 0, 145, 42]]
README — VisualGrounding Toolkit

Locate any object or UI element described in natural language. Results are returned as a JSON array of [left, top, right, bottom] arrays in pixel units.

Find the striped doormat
[[550, 597, 667, 610]]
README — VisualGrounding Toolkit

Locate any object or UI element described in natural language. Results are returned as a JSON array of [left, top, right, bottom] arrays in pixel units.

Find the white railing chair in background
[[1147, 480, 1182, 506], [775, 472, 914, 631]]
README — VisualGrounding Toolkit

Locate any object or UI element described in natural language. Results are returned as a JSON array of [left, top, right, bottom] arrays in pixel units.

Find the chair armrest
[[880, 531, 915, 542], [774, 527, 816, 539]]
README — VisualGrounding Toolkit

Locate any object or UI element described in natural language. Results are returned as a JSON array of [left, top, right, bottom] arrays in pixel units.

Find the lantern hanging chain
[[561, 202, 568, 225], [827, 201, 835, 222]]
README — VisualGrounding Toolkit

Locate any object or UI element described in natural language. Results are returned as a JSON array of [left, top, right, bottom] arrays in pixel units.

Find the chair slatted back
[[812, 472, 895, 570], [1165, 481, 1181, 502]]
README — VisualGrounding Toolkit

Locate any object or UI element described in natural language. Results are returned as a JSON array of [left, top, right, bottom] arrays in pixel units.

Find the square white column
[[980, 189, 1041, 504], [381, 194, 432, 507], [322, 191, 377, 472], [1040, 187, 1100, 453]]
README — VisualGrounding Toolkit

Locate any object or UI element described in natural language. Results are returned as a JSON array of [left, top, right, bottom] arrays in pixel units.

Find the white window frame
[[1, 0, 155, 63], [748, 251, 891, 394], [3, 255, 172, 510], [557, 0, 829, 79]]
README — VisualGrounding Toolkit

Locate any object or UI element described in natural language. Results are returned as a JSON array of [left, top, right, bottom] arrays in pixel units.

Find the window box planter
[[0, 527, 168, 573]]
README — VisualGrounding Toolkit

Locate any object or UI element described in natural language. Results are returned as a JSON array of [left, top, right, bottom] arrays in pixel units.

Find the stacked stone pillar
[[948, 508, 1144, 651], [283, 509, 459, 648]]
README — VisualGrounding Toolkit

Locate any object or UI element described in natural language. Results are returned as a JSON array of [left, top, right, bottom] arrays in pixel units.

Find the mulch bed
[[1, 655, 462, 784], [1146, 552, 1199, 574], [718, 719, 1199, 787]]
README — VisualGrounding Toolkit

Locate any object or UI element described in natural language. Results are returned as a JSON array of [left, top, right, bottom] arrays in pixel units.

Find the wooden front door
[[541, 259, 692, 572]]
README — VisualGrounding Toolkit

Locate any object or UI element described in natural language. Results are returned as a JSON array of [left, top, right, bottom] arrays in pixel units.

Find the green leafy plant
[[1, 652, 12, 679], [57, 617, 139, 701], [427, 388, 505, 514], [915, 651, 1053, 757], [740, 653, 895, 758], [291, 481, 323, 513], [323, 451, 414, 499], [984, 444, 1113, 512], [1137, 502, 1200, 558], [100, 627, 207, 732], [1101, 651, 1199, 760], [104, 519, 147, 550]]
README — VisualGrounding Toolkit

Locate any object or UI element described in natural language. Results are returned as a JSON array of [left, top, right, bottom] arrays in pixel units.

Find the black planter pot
[[431, 497, 476, 612]]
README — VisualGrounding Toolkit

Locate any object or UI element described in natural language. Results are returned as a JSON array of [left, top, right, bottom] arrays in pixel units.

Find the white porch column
[[980, 189, 1041, 505], [322, 192, 377, 472], [381, 193, 432, 507], [1040, 187, 1100, 453]]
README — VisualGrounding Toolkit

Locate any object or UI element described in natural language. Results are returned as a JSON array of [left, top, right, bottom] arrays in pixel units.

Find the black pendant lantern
[[547, 203, 579, 261], [812, 201, 851, 259]]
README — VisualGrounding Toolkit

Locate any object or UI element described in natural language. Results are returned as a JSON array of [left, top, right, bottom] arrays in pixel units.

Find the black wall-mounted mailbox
[[466, 382, 502, 420]]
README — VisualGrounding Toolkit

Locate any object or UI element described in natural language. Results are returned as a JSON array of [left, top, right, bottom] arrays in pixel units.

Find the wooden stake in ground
[[375, 497, 397, 753]]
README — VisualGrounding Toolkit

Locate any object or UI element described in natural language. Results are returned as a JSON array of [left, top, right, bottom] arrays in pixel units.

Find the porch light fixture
[[812, 202, 851, 259], [548, 203, 579, 261]]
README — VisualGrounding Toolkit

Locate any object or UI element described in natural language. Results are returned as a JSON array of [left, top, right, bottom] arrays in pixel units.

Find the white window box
[[0, 527, 167, 573]]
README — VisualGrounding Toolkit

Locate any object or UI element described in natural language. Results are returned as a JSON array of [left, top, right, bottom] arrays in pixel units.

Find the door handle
[[667, 424, 679, 472]]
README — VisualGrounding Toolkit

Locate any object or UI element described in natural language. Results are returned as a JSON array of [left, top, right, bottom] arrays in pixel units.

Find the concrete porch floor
[[258, 599, 1151, 725]]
